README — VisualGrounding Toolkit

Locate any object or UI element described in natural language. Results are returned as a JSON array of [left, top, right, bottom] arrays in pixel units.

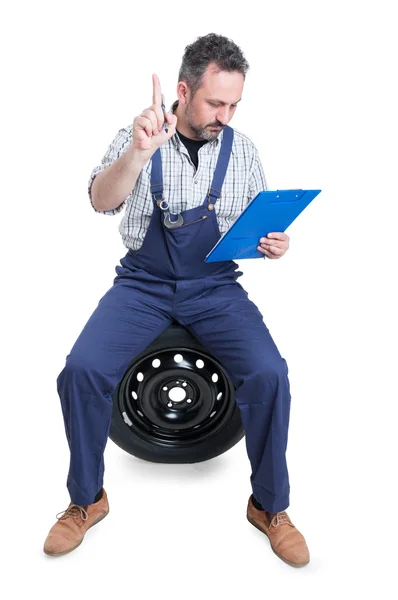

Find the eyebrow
[[208, 98, 242, 105]]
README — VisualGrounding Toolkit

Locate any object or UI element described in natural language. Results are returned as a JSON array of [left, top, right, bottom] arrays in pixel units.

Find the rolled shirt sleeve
[[88, 127, 132, 215]]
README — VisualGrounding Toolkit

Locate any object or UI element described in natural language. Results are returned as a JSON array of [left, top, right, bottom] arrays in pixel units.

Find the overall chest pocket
[[165, 214, 211, 249]]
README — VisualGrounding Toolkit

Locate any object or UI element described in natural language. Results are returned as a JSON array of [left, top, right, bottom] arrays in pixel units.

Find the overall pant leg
[[175, 277, 291, 514], [56, 262, 174, 506]]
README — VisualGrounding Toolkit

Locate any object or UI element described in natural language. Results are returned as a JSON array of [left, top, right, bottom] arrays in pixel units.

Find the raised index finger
[[152, 73, 162, 107]]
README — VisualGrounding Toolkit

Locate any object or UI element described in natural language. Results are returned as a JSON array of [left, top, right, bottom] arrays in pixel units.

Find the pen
[[161, 94, 168, 133]]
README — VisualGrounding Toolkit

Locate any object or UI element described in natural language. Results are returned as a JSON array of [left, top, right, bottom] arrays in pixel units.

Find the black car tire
[[109, 322, 245, 463]]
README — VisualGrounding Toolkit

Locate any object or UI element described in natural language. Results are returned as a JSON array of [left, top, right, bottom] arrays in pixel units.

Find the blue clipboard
[[205, 189, 322, 262]]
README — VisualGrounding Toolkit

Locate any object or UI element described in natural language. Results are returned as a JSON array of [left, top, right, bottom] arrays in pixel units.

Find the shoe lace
[[269, 511, 292, 528], [56, 503, 88, 522]]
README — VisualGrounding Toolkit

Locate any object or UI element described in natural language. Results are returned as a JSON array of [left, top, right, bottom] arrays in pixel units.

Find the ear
[[176, 81, 189, 105]]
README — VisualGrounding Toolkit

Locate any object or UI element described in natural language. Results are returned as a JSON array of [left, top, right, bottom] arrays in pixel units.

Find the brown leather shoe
[[43, 489, 109, 556], [247, 495, 310, 567]]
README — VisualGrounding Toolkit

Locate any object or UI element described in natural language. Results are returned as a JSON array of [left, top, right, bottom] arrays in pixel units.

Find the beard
[[185, 100, 224, 141]]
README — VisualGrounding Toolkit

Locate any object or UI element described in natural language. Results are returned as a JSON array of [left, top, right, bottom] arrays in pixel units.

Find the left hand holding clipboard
[[257, 232, 290, 259]]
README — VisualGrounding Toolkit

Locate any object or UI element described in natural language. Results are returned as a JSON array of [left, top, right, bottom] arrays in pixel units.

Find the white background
[[1, 0, 397, 597]]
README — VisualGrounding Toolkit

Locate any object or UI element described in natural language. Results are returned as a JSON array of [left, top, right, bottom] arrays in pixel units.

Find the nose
[[216, 106, 230, 126]]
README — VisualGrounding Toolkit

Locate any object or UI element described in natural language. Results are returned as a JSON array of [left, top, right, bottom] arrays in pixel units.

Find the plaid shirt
[[88, 123, 268, 251]]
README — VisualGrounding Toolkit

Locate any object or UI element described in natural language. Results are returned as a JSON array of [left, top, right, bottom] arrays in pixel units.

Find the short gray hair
[[172, 33, 249, 111]]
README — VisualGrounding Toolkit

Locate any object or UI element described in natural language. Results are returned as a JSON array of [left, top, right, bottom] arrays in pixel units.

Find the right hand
[[132, 74, 177, 156]]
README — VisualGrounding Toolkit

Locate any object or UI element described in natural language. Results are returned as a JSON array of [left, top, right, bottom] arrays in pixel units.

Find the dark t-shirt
[[176, 129, 209, 170]]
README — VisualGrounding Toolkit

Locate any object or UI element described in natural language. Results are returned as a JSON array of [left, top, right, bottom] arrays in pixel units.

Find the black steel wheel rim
[[116, 346, 235, 448]]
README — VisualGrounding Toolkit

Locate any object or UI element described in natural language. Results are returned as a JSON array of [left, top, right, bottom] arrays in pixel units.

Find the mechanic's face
[[177, 63, 244, 141]]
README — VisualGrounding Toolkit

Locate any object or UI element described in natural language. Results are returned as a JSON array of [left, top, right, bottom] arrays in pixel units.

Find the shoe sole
[[246, 515, 309, 568], [43, 509, 109, 557]]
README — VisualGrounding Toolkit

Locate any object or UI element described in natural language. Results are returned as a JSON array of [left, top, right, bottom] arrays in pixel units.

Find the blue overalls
[[57, 125, 292, 513]]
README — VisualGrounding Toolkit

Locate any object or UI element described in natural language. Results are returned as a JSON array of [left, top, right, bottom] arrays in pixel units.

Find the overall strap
[[150, 148, 163, 206], [206, 125, 234, 208]]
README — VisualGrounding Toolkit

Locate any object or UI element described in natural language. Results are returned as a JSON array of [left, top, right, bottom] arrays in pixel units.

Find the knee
[[56, 354, 106, 391], [249, 356, 289, 392], [58, 354, 92, 376]]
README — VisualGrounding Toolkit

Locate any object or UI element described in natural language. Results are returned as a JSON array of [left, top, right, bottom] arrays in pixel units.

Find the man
[[43, 33, 309, 568]]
